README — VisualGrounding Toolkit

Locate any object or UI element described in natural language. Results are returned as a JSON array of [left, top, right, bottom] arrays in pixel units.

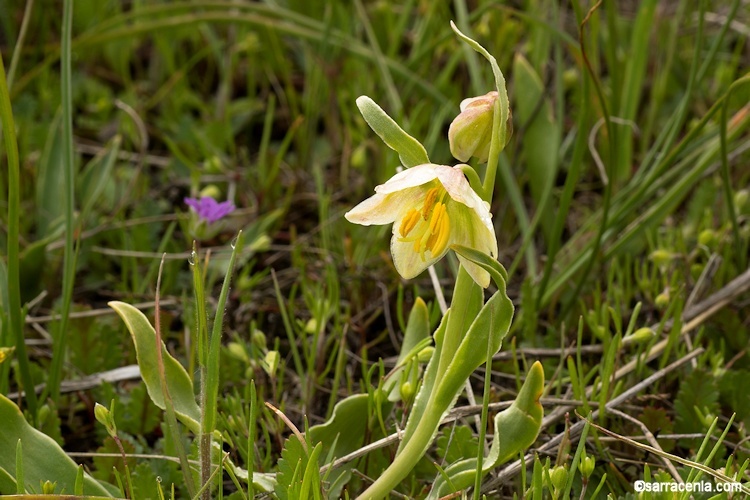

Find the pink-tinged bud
[[449, 91, 498, 163]]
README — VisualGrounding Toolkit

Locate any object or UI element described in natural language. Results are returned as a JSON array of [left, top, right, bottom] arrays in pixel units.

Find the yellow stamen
[[398, 188, 452, 261], [422, 187, 439, 220], [429, 212, 451, 256], [429, 203, 446, 234], [399, 209, 421, 237]]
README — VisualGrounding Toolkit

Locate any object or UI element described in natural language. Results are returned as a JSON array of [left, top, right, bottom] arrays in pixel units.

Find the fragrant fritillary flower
[[345, 163, 497, 288]]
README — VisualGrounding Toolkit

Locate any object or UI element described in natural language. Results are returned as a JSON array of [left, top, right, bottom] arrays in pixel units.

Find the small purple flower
[[184, 196, 235, 223]]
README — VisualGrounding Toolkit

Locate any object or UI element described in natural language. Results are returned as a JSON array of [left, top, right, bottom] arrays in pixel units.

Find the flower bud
[[199, 184, 222, 200], [580, 453, 595, 478], [227, 342, 249, 363], [417, 346, 434, 363], [655, 290, 670, 310], [449, 91, 499, 163], [252, 328, 267, 350], [400, 381, 415, 401], [698, 229, 718, 248], [42, 480, 57, 494], [0, 346, 14, 364], [649, 249, 675, 267], [304, 318, 318, 335], [622, 327, 655, 346], [550, 465, 568, 492], [94, 401, 118, 438], [262, 350, 280, 378]]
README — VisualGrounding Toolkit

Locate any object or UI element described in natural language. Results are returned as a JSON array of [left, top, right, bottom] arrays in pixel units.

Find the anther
[[422, 188, 439, 220]]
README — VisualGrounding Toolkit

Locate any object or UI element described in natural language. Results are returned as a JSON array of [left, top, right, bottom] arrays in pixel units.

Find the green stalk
[[0, 39, 38, 420], [359, 25, 513, 499], [473, 309, 495, 499], [156, 256, 197, 498], [361, 407, 444, 498], [47, 0, 77, 403], [202, 232, 242, 498], [191, 245, 210, 499]]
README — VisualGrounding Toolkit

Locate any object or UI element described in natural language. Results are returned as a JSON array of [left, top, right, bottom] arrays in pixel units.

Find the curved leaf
[[450, 244, 508, 287], [0, 395, 113, 496], [108, 301, 201, 433], [356, 96, 429, 168], [434, 287, 513, 406], [428, 361, 545, 498]]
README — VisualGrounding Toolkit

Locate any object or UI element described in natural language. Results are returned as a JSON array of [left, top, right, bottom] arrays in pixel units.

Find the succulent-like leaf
[[513, 54, 559, 213], [355, 96, 430, 168], [0, 395, 114, 496], [108, 301, 201, 433], [434, 288, 513, 406], [428, 361, 545, 498]]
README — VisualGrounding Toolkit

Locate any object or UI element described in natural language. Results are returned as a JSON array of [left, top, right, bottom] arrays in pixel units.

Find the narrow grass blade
[[0, 39, 38, 420], [48, 0, 77, 404]]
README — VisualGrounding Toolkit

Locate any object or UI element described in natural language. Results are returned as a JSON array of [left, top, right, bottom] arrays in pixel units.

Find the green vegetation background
[[0, 0, 749, 497]]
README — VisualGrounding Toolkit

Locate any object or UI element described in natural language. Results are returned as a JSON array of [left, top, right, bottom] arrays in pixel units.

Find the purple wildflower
[[184, 196, 235, 223]]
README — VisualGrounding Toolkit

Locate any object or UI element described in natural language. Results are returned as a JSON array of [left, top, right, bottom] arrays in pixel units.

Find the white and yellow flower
[[345, 163, 497, 288]]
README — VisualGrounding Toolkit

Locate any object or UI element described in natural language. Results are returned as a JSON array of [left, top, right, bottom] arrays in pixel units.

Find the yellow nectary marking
[[399, 208, 421, 237], [421, 187, 439, 220]]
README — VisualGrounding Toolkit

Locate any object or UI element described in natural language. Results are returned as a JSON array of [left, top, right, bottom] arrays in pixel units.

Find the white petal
[[374, 164, 440, 195], [390, 227, 447, 280], [447, 203, 498, 288], [435, 166, 493, 232], [346, 185, 430, 226]]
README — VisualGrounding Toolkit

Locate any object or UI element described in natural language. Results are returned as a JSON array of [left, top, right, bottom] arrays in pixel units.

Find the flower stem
[[357, 401, 443, 499], [436, 267, 476, 375]]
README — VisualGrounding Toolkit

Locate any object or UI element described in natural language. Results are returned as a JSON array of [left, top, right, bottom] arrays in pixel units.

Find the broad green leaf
[[79, 135, 121, 221], [108, 301, 201, 433], [276, 436, 320, 500], [355, 96, 429, 168], [396, 311, 451, 455], [398, 271, 484, 456], [36, 113, 64, 238], [108, 303, 274, 493], [428, 361, 545, 498], [308, 393, 390, 499], [434, 287, 513, 406], [513, 54, 558, 222], [0, 466, 15, 494], [0, 395, 113, 496]]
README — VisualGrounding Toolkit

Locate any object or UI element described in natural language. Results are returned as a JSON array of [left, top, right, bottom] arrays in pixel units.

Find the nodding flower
[[345, 163, 497, 288]]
